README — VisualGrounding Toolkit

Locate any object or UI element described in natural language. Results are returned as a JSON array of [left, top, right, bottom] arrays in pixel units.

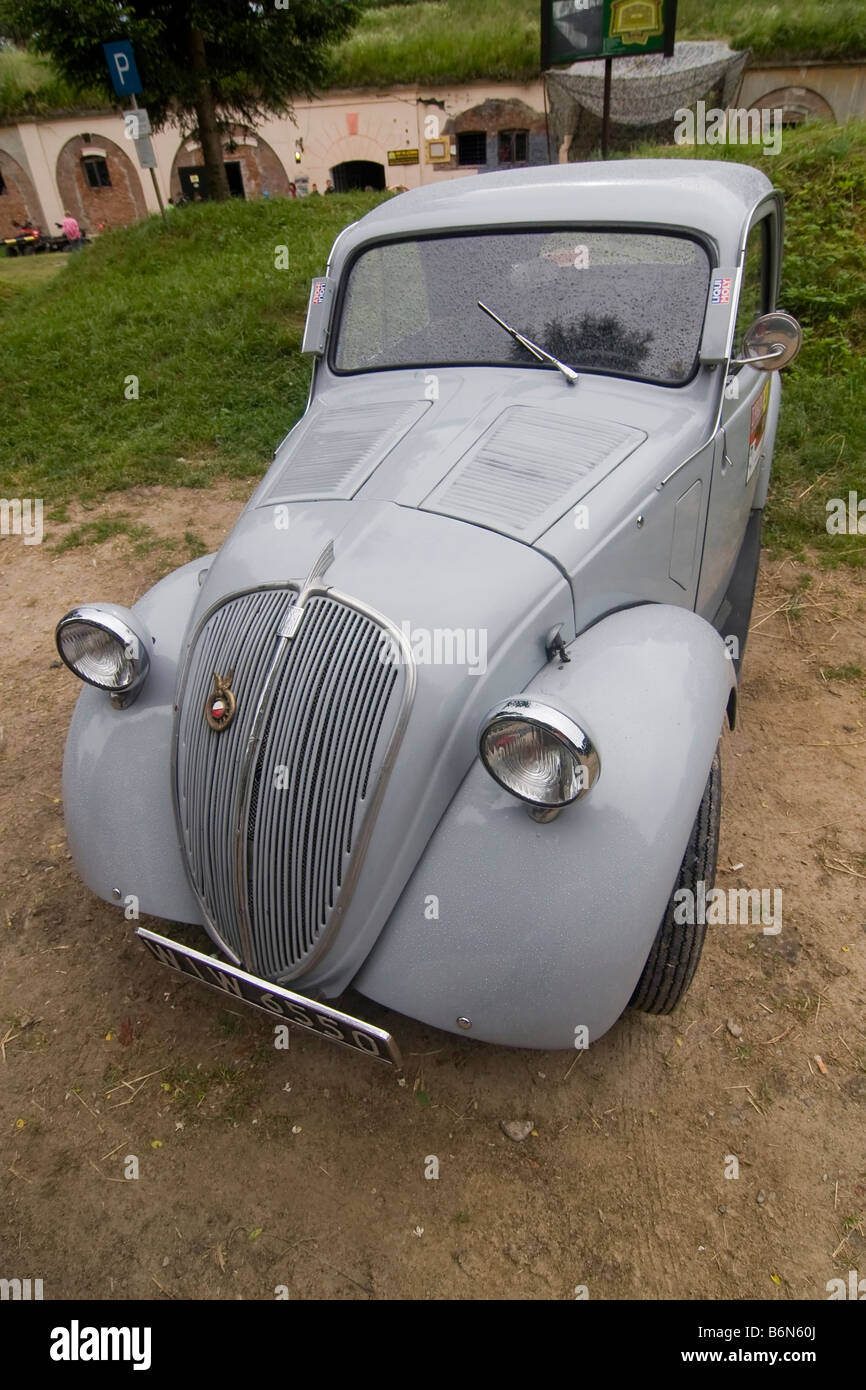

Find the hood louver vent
[[264, 399, 429, 503], [422, 406, 646, 541]]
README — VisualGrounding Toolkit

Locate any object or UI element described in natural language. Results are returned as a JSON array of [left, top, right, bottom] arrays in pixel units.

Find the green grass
[[51, 515, 151, 552], [703, 0, 866, 63], [0, 254, 67, 301], [627, 121, 866, 564], [328, 0, 866, 87], [328, 0, 538, 87], [0, 45, 110, 121], [0, 191, 387, 501], [823, 663, 863, 680]]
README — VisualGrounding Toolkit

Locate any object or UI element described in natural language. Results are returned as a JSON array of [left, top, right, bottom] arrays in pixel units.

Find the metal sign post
[[103, 39, 166, 223], [601, 57, 612, 158], [541, 0, 678, 159], [129, 95, 166, 222]]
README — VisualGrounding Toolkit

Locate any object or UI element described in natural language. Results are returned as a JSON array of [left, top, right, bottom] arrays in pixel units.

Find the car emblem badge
[[205, 669, 237, 731]]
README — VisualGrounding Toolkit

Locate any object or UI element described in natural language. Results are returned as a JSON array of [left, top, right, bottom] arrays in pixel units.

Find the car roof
[[332, 159, 775, 267]]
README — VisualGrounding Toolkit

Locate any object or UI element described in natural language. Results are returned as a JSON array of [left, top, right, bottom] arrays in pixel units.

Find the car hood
[[250, 365, 709, 554], [183, 492, 572, 995]]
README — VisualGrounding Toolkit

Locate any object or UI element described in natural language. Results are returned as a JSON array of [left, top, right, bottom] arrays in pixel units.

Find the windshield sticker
[[710, 275, 732, 305]]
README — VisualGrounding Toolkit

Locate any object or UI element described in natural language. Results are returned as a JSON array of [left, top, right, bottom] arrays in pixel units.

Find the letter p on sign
[[103, 40, 142, 96]]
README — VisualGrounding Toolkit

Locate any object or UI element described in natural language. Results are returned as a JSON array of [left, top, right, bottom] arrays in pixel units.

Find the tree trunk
[[188, 26, 230, 201]]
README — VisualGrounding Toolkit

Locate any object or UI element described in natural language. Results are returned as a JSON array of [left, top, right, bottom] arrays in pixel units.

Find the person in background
[[62, 210, 82, 251], [324, 180, 335, 194], [288, 182, 297, 198], [310, 183, 320, 195]]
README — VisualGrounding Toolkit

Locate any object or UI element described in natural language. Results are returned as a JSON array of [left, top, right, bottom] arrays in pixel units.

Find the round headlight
[[479, 698, 599, 809], [56, 605, 151, 699]]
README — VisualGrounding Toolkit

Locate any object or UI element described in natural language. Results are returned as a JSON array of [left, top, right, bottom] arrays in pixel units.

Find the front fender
[[354, 604, 735, 1048], [62, 557, 210, 924]]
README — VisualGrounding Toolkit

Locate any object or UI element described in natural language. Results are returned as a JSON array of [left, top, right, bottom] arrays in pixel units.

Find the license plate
[[137, 927, 402, 1068]]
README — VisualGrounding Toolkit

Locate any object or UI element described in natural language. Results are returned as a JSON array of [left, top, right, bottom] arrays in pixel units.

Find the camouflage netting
[[546, 41, 750, 157]]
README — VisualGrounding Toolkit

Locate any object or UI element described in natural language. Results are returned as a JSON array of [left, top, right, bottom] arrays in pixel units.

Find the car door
[[696, 209, 778, 622]]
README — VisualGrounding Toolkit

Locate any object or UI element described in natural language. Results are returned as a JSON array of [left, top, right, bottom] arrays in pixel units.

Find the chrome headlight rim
[[55, 604, 151, 697], [478, 697, 600, 809]]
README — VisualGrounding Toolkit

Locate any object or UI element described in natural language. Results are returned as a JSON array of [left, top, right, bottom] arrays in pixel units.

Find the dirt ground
[[1, 482, 865, 1302]]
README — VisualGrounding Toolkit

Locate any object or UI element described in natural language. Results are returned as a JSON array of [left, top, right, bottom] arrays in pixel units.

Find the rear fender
[[354, 604, 735, 1048]]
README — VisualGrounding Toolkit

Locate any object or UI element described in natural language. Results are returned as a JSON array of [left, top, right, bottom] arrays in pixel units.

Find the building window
[[457, 131, 487, 166], [498, 129, 529, 164], [82, 155, 111, 189]]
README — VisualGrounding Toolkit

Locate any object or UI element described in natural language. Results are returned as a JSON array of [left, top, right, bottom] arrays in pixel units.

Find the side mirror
[[732, 311, 802, 371]]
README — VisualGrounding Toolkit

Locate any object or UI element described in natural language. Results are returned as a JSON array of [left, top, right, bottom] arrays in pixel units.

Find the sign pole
[[540, 1, 678, 162], [131, 94, 166, 223], [601, 57, 612, 159], [102, 40, 166, 225]]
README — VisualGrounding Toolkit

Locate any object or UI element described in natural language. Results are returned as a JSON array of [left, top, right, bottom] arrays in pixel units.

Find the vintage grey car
[[56, 160, 802, 1065]]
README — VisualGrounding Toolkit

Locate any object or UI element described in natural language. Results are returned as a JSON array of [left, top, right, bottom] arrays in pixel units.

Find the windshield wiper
[[477, 301, 579, 385]]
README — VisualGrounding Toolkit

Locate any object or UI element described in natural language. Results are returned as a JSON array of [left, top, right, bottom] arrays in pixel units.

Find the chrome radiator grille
[[175, 587, 407, 979]]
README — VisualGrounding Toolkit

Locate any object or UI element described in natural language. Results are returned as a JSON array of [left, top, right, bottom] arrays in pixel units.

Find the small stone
[[718, 1204, 727, 1215], [726, 1019, 743, 1038], [756, 1190, 766, 1205], [500, 1119, 534, 1142]]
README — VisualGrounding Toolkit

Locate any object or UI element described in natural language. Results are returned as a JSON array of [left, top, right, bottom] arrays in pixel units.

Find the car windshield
[[333, 229, 711, 385]]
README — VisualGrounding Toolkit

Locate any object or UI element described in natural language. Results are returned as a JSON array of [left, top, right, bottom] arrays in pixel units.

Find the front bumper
[[137, 927, 402, 1067]]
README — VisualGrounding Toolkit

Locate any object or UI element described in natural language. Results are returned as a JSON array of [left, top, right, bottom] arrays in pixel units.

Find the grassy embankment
[[1, 122, 864, 564]]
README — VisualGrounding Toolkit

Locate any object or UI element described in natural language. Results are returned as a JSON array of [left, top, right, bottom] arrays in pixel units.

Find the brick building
[[0, 60, 861, 234]]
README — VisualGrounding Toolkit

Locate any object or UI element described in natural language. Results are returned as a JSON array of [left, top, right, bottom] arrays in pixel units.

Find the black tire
[[629, 747, 721, 1014]]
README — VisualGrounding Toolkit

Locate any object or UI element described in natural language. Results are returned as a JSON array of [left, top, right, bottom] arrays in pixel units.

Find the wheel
[[629, 747, 721, 1014]]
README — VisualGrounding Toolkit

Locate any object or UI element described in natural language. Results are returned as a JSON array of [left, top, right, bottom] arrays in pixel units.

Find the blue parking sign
[[103, 40, 142, 96]]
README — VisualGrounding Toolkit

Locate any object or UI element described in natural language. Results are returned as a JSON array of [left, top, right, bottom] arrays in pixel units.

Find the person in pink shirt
[[61, 211, 82, 250]]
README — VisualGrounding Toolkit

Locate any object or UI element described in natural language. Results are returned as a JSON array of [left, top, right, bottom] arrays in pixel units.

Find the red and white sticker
[[710, 275, 732, 305], [747, 380, 771, 483]]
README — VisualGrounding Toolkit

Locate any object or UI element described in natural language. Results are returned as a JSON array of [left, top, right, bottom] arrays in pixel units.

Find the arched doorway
[[56, 133, 147, 230], [332, 160, 385, 193], [170, 128, 291, 202], [0, 147, 44, 231], [751, 86, 835, 125]]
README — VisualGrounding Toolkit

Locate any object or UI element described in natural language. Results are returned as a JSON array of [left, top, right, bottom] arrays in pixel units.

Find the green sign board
[[541, 0, 677, 66]]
